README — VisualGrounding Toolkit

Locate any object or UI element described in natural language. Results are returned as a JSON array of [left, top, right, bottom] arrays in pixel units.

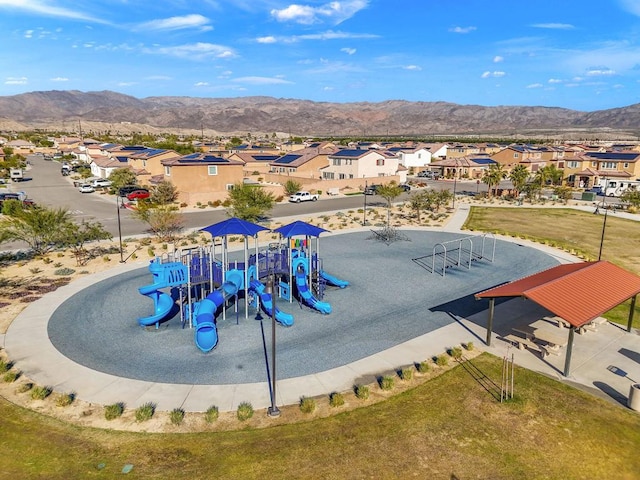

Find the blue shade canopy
[[274, 220, 329, 238], [201, 217, 269, 237]]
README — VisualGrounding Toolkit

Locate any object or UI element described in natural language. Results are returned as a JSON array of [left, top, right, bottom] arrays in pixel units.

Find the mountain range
[[0, 90, 639, 139]]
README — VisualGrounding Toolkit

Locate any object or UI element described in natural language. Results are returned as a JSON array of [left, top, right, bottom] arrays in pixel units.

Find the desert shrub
[[355, 384, 370, 400], [42, 257, 52, 264], [449, 346, 463, 359], [416, 361, 431, 374], [104, 403, 125, 421], [17, 382, 33, 393], [102, 256, 111, 262], [30, 385, 52, 400], [299, 396, 316, 414], [29, 267, 42, 274], [236, 401, 254, 421], [435, 354, 449, 367], [147, 247, 155, 257], [53, 262, 62, 268], [54, 267, 75, 276], [0, 359, 10, 373], [170, 408, 185, 425], [379, 375, 395, 391], [3, 371, 19, 383], [55, 392, 75, 407], [329, 392, 345, 408], [135, 402, 156, 422], [464, 341, 474, 351], [400, 368, 414, 381], [204, 405, 219, 423]]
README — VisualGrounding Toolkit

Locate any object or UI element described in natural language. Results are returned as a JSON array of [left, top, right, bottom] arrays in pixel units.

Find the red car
[[126, 189, 151, 201]]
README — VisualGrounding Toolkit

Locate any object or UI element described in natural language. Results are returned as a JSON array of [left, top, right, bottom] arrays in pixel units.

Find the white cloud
[[145, 75, 172, 81], [341, 47, 356, 55], [233, 76, 294, 85], [117, 82, 137, 87], [145, 42, 236, 60], [257, 36, 277, 44], [618, 0, 640, 16], [271, 1, 369, 25], [24, 29, 33, 38], [614, 83, 624, 88], [526, 83, 543, 88], [449, 26, 476, 34], [5, 76, 27, 85], [290, 30, 378, 42], [403, 65, 422, 71], [586, 68, 616, 76], [194, 81, 209, 87], [137, 14, 212, 32], [0, 0, 107, 24], [548, 78, 563, 83], [323, 86, 334, 91], [50, 76, 68, 82], [481, 71, 505, 78], [531, 23, 575, 29], [493, 55, 504, 63]]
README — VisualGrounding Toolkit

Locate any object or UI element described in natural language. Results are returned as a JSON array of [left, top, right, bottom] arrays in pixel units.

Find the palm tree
[[482, 164, 507, 197], [509, 165, 530, 198]]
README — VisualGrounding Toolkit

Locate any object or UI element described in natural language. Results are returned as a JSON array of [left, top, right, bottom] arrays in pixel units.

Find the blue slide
[[249, 279, 294, 327], [292, 257, 332, 314], [138, 260, 188, 328], [320, 270, 349, 288], [192, 269, 244, 353]]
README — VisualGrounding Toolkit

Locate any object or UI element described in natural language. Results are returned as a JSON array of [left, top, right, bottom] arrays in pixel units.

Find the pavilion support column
[[486, 298, 495, 347], [627, 295, 637, 333], [563, 327, 576, 377]]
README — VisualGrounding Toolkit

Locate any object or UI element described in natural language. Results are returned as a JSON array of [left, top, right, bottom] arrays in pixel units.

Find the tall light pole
[[265, 275, 280, 417], [363, 180, 368, 226], [116, 196, 124, 263], [598, 177, 608, 261]]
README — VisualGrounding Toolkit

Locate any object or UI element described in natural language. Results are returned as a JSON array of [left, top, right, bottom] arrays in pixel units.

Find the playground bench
[[501, 334, 548, 357]]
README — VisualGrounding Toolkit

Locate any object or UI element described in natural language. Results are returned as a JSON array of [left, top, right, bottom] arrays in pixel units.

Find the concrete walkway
[[3, 205, 640, 413]]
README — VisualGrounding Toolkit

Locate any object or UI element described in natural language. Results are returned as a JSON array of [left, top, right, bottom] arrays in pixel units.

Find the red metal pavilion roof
[[475, 261, 640, 328]]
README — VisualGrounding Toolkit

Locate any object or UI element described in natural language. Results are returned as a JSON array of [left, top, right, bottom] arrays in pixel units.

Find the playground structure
[[136, 218, 349, 353], [431, 233, 496, 276]]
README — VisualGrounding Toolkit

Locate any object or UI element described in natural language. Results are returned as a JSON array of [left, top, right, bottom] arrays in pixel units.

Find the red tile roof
[[475, 261, 640, 328]]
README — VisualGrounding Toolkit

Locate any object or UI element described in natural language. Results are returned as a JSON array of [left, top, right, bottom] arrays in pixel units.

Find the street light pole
[[363, 180, 368, 226], [452, 164, 458, 209], [116, 196, 124, 263], [266, 275, 280, 417], [598, 177, 608, 261]]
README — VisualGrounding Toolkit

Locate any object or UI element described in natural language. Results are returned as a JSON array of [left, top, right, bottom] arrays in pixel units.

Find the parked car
[[0, 193, 35, 208], [91, 179, 112, 188], [399, 184, 411, 192], [289, 191, 319, 203], [417, 170, 439, 179], [126, 189, 151, 201], [119, 185, 148, 197], [78, 184, 95, 193]]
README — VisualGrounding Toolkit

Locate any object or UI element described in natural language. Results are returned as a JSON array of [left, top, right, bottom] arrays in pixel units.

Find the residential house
[[430, 155, 497, 180], [5, 139, 35, 154], [269, 145, 338, 178], [89, 155, 129, 179], [127, 148, 180, 183], [229, 152, 280, 176], [388, 144, 432, 171], [423, 143, 449, 159], [324, 149, 403, 182], [161, 153, 245, 204], [446, 144, 480, 159], [564, 151, 640, 188], [491, 145, 543, 172]]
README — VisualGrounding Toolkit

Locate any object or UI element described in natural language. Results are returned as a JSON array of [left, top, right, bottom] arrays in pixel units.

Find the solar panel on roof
[[587, 152, 639, 161], [252, 155, 279, 161], [275, 154, 301, 164], [333, 149, 365, 157]]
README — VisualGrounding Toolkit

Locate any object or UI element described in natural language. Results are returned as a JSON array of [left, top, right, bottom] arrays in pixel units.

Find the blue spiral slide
[[292, 257, 332, 314], [192, 269, 244, 353], [249, 279, 294, 326], [138, 260, 188, 328], [319, 270, 350, 288]]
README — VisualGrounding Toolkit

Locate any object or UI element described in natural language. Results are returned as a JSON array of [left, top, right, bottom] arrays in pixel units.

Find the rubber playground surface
[[46, 230, 558, 386]]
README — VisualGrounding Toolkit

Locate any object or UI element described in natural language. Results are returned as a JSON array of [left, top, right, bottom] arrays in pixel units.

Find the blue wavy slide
[[320, 270, 349, 288], [138, 261, 188, 328], [249, 279, 294, 326], [192, 269, 244, 353], [293, 257, 332, 314]]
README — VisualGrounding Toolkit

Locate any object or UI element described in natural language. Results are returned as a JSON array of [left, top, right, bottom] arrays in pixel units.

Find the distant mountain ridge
[[0, 90, 639, 137]]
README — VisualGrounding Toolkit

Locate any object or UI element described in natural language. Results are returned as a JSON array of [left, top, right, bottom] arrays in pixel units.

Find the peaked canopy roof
[[200, 217, 269, 237], [476, 261, 640, 328], [273, 220, 329, 238]]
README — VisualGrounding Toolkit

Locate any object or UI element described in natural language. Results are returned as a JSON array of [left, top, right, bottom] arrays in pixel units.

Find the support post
[[563, 327, 576, 377], [486, 298, 495, 346], [116, 197, 124, 263], [628, 295, 637, 333]]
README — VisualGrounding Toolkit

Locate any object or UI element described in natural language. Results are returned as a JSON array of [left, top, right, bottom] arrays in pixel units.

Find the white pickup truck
[[289, 191, 319, 203]]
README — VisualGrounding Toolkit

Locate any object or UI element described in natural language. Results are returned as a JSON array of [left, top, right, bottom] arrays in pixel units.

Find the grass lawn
[[464, 207, 640, 328], [1, 353, 639, 479]]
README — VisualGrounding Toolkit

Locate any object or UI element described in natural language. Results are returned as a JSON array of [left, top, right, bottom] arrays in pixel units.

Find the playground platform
[[4, 208, 640, 412]]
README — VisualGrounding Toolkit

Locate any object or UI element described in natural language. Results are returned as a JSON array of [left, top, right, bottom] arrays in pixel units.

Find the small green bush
[[417, 361, 431, 374], [16, 382, 33, 393], [54, 267, 75, 276], [0, 359, 10, 373], [104, 403, 124, 421], [435, 354, 449, 367], [400, 368, 414, 381], [329, 392, 345, 408], [53, 262, 62, 268], [135, 402, 156, 422], [299, 396, 316, 414], [4, 371, 19, 383], [29, 267, 42, 274], [55, 392, 75, 407], [30, 385, 52, 400], [464, 341, 474, 351], [379, 375, 395, 391], [236, 401, 254, 421], [170, 408, 185, 425], [450, 346, 463, 360], [204, 405, 219, 423], [355, 384, 370, 400], [147, 247, 155, 257]]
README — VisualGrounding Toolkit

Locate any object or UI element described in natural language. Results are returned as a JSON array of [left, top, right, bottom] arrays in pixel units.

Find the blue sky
[[2, 0, 640, 111]]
